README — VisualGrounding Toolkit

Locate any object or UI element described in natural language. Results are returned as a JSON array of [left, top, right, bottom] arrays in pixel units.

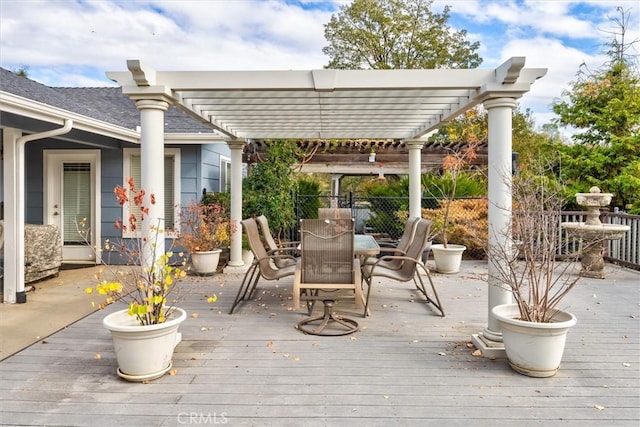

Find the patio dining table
[[354, 234, 380, 261]]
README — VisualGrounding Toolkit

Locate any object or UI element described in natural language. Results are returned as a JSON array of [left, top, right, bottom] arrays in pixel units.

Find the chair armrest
[[378, 247, 407, 256], [255, 253, 297, 264], [364, 254, 419, 276]]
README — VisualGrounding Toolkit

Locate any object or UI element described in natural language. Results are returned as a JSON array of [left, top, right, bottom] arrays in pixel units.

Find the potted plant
[[422, 142, 479, 273], [489, 169, 585, 377], [82, 178, 213, 382], [177, 198, 234, 274]]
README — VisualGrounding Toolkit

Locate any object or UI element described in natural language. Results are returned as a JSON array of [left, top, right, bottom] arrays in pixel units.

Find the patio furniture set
[[229, 212, 444, 336]]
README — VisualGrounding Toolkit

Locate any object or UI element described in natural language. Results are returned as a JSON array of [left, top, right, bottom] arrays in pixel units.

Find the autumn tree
[[552, 7, 640, 212], [323, 0, 482, 69]]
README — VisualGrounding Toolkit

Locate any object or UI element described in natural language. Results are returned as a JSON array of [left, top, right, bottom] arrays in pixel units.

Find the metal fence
[[294, 194, 640, 270]]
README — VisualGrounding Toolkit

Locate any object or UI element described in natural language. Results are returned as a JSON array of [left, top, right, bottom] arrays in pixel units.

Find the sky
[[0, 0, 638, 131]]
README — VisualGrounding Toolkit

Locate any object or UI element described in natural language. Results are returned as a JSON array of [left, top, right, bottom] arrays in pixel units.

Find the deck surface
[[0, 261, 638, 426]]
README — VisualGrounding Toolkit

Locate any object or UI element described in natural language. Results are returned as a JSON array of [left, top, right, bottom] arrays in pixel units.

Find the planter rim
[[192, 249, 222, 254], [431, 243, 467, 251], [492, 303, 577, 329], [103, 307, 187, 332]]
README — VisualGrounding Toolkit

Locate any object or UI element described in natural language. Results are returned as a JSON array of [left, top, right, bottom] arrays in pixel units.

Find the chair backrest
[[318, 208, 352, 220], [242, 218, 284, 280], [242, 218, 268, 260], [394, 219, 433, 279], [255, 215, 278, 252], [300, 218, 354, 284], [396, 216, 421, 253]]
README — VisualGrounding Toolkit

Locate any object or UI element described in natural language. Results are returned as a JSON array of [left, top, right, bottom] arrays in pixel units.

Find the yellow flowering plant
[[82, 178, 217, 326]]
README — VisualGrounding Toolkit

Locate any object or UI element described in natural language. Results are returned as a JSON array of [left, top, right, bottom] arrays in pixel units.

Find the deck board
[[0, 261, 638, 426]]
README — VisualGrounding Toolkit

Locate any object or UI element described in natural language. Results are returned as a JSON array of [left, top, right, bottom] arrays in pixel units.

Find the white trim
[[220, 155, 231, 193], [43, 149, 101, 263], [1, 91, 139, 143]]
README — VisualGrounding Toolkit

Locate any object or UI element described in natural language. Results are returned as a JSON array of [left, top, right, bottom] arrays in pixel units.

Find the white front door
[[44, 150, 101, 264]]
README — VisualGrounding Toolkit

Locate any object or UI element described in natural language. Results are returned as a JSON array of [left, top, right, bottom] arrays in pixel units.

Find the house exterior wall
[[20, 139, 230, 266], [201, 143, 229, 194]]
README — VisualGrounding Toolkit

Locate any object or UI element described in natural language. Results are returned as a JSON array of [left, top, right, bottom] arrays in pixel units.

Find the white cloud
[[1, 0, 638, 129]]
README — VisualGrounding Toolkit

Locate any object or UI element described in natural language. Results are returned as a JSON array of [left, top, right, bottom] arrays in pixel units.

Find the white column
[[472, 97, 517, 357], [406, 140, 424, 218], [135, 99, 169, 269], [225, 140, 245, 268], [3, 128, 24, 303], [331, 174, 342, 207]]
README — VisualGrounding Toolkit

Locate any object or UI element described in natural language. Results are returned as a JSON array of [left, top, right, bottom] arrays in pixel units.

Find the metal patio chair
[[229, 218, 297, 314], [365, 216, 421, 270], [361, 219, 444, 317], [293, 218, 362, 335], [318, 208, 352, 220], [255, 215, 298, 268]]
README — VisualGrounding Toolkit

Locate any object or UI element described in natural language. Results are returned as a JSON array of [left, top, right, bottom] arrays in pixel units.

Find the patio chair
[[229, 218, 298, 314], [318, 208, 352, 220], [255, 215, 298, 268], [293, 218, 362, 335], [361, 219, 444, 317], [365, 216, 421, 270]]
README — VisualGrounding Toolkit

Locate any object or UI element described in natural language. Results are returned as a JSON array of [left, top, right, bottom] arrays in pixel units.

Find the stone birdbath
[[562, 186, 630, 279]]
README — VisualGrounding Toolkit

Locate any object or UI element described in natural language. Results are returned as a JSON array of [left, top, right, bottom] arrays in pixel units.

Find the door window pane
[[62, 162, 91, 245]]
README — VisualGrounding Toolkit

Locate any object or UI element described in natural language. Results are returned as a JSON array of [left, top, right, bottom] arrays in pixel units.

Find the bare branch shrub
[[489, 167, 588, 323]]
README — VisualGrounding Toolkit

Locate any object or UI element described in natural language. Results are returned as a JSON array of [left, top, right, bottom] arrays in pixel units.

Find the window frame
[[122, 148, 181, 238], [220, 155, 231, 193]]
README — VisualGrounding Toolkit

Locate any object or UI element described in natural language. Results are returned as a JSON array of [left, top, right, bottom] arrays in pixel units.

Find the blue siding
[[201, 143, 230, 194], [23, 140, 225, 266]]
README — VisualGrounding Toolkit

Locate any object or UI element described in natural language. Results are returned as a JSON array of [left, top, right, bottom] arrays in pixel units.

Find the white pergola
[[108, 57, 546, 355]]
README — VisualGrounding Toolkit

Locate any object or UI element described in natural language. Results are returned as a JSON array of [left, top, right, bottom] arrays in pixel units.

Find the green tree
[[552, 8, 640, 212], [243, 140, 298, 239], [323, 0, 481, 69]]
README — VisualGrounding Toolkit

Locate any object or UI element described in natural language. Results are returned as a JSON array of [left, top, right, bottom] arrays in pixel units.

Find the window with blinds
[[63, 162, 91, 245], [129, 154, 175, 230]]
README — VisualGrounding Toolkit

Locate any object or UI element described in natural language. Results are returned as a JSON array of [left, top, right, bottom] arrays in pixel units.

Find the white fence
[[560, 211, 640, 270]]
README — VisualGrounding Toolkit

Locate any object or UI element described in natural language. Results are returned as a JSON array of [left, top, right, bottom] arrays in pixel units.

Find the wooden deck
[[0, 261, 638, 426]]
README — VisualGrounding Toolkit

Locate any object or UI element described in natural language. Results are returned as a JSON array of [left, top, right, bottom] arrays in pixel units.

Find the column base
[[223, 264, 250, 274], [471, 332, 507, 359]]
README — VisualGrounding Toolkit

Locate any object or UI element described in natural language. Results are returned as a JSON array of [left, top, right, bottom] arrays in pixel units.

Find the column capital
[[483, 97, 517, 110], [405, 140, 425, 150], [134, 98, 170, 112], [226, 139, 246, 150]]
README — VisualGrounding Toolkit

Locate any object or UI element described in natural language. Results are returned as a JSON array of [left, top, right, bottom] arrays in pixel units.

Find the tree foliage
[[242, 140, 298, 239], [552, 8, 640, 212], [323, 0, 482, 69]]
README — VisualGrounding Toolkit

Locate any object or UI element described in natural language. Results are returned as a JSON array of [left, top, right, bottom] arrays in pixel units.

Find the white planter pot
[[103, 307, 187, 382], [492, 303, 577, 378], [430, 244, 466, 274], [191, 249, 221, 274]]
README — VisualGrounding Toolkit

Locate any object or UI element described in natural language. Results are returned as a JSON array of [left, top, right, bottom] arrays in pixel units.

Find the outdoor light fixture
[[368, 151, 376, 162]]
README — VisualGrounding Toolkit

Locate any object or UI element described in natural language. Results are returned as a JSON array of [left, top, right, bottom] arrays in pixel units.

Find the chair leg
[[414, 265, 445, 317], [229, 263, 259, 314], [362, 275, 373, 317]]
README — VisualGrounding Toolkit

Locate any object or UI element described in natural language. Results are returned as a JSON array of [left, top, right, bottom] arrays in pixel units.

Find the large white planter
[[103, 307, 187, 382], [492, 303, 577, 378], [430, 244, 466, 274], [191, 249, 221, 274]]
